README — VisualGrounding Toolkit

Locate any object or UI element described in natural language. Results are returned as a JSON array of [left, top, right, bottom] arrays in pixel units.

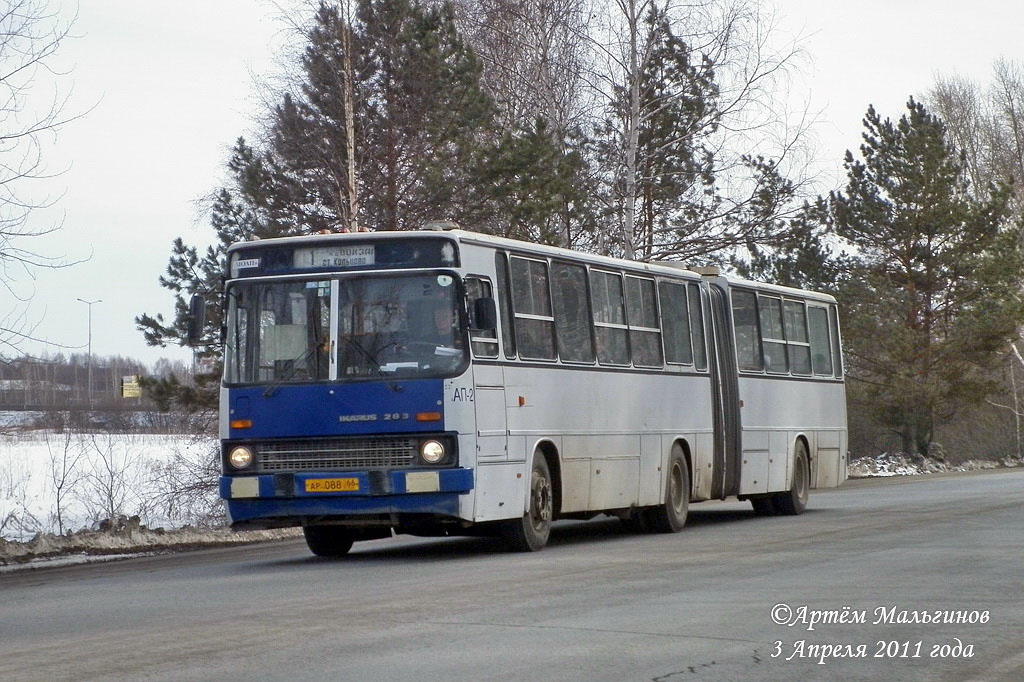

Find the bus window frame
[[731, 288, 764, 373], [658, 278, 695, 367], [509, 255, 558, 362], [465, 275, 499, 360], [624, 274, 664, 369], [589, 268, 632, 367], [551, 259, 598, 365]]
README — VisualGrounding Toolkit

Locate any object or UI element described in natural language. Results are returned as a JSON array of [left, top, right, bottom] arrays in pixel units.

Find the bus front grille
[[257, 438, 418, 472]]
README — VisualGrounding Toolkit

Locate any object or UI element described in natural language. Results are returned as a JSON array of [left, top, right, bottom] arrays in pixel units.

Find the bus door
[[472, 364, 508, 461], [706, 283, 743, 498], [465, 276, 508, 462]]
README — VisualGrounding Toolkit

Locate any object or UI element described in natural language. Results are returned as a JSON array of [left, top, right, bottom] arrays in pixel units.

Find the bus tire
[[647, 447, 689, 533], [773, 440, 810, 516], [303, 526, 355, 557], [503, 454, 553, 552]]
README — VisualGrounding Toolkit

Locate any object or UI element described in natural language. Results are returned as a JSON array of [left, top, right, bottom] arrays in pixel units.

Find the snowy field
[[0, 430, 219, 543]]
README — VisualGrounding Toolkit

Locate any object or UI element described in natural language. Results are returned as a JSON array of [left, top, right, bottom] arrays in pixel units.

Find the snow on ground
[[0, 429, 303, 569], [0, 430, 216, 542], [848, 452, 1024, 477]]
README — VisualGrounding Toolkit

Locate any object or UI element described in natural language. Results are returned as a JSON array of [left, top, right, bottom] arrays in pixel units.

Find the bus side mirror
[[186, 294, 206, 346], [472, 297, 497, 331]]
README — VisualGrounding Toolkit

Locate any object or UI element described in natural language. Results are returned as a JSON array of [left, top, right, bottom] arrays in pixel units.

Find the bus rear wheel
[[503, 454, 553, 552], [773, 440, 810, 516], [303, 526, 355, 557], [647, 447, 689, 533]]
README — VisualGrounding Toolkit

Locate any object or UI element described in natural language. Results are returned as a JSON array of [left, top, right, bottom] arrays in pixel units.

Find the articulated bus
[[210, 227, 847, 555]]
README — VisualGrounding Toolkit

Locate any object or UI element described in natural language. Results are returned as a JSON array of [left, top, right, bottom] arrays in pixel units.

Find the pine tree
[[590, 3, 802, 263], [477, 119, 595, 246], [137, 1, 499, 410], [831, 98, 1024, 456], [134, 137, 288, 411]]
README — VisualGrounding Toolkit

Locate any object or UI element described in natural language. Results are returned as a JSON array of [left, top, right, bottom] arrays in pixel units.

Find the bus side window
[[688, 283, 707, 371], [783, 300, 812, 375], [510, 256, 556, 360], [626, 275, 663, 368], [829, 304, 844, 378], [659, 281, 693, 365], [494, 253, 517, 359], [466, 277, 498, 359], [758, 295, 788, 374], [807, 305, 834, 376], [590, 270, 630, 366], [732, 290, 763, 372], [551, 262, 595, 363]]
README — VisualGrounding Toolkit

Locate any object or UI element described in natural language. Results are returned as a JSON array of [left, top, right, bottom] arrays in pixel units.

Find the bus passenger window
[[758, 296, 788, 373], [784, 300, 812, 375], [732, 290, 763, 372], [626, 276, 663, 368], [808, 305, 834, 376], [590, 270, 629, 365], [510, 256, 556, 360], [552, 262, 595, 363], [688, 284, 707, 371], [829, 305, 843, 378], [659, 281, 692, 365]]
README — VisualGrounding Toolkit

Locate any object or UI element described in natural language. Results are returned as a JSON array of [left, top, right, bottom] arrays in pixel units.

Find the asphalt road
[[2, 470, 1023, 682]]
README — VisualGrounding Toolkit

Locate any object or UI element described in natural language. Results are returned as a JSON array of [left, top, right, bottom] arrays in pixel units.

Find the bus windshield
[[225, 273, 466, 384]]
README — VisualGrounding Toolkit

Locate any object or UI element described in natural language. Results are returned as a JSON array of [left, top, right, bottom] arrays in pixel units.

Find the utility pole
[[77, 298, 101, 407]]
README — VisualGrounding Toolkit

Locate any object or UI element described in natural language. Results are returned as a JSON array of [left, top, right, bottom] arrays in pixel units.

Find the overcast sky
[[10, 0, 1024, 367]]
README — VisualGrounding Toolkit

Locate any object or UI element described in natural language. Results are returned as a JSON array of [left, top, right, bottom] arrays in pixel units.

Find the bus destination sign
[[293, 245, 376, 269]]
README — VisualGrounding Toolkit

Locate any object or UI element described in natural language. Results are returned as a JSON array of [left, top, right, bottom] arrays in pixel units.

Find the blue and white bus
[[207, 227, 847, 555]]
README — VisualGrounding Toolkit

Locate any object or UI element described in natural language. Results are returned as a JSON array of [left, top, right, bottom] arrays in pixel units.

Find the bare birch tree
[[929, 59, 1024, 217], [589, 0, 814, 261], [46, 429, 84, 534], [0, 1, 83, 356], [452, 0, 590, 139]]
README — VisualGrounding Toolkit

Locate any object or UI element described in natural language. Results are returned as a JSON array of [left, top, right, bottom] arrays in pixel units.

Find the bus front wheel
[[647, 447, 689, 533], [773, 440, 810, 515], [503, 454, 553, 552], [303, 526, 355, 557]]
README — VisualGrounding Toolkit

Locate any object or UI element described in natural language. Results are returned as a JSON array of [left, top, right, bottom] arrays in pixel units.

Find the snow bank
[[848, 452, 1024, 477], [0, 521, 300, 569]]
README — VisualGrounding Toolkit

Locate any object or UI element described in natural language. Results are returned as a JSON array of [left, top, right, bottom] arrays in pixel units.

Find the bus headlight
[[228, 446, 255, 470], [420, 440, 445, 464]]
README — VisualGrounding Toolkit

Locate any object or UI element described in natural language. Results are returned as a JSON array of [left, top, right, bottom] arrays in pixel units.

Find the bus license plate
[[305, 478, 360, 493]]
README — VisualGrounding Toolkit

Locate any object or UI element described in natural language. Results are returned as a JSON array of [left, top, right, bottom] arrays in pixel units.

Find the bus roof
[[227, 228, 837, 304]]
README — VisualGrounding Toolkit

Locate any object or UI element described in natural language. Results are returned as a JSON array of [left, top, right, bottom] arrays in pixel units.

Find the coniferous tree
[[831, 98, 1024, 457], [134, 138, 293, 411], [138, 1, 497, 409], [590, 2, 804, 262], [734, 201, 839, 292], [477, 119, 595, 246], [357, 0, 494, 230]]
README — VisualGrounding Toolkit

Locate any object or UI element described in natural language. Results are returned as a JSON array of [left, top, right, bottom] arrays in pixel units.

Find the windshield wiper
[[344, 337, 403, 393], [262, 345, 319, 398]]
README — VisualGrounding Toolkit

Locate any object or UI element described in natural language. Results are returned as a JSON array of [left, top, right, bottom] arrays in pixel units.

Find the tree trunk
[[340, 3, 362, 232]]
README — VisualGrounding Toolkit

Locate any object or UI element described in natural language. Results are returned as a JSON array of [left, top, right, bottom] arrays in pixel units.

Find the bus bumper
[[219, 468, 474, 526]]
